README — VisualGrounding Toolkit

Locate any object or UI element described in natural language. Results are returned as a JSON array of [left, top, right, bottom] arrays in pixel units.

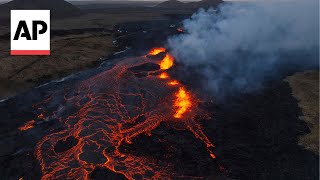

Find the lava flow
[[177, 28, 184, 33], [160, 53, 174, 70], [148, 47, 166, 55], [168, 80, 179, 86], [159, 72, 169, 79], [174, 87, 192, 119], [31, 47, 216, 180], [18, 120, 36, 131]]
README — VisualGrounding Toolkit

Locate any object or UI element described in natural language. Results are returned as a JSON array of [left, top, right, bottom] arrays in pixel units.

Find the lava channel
[[31, 47, 216, 180]]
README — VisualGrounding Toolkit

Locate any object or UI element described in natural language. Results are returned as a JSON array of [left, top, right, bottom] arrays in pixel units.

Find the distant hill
[[156, 0, 223, 9], [0, 0, 82, 22], [156, 0, 188, 9], [189, 0, 223, 9]]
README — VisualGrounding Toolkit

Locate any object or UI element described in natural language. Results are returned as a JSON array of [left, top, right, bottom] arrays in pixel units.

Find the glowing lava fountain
[[174, 87, 192, 119], [160, 53, 174, 70], [148, 47, 166, 55]]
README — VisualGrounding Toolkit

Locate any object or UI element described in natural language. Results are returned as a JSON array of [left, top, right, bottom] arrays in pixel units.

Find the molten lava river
[[21, 48, 216, 179]]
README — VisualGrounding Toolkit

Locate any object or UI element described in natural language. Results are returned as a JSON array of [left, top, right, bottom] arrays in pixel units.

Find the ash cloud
[[168, 0, 319, 99]]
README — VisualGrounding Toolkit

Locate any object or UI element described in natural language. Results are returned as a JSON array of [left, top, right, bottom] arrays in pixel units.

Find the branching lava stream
[[25, 47, 216, 179]]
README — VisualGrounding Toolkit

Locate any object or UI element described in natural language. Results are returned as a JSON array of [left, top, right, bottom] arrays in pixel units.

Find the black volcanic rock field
[[0, 0, 318, 179]]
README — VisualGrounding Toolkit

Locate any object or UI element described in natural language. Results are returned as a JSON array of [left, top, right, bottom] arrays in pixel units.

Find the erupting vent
[[148, 47, 166, 56], [22, 47, 216, 179], [159, 72, 169, 79], [174, 87, 192, 119], [160, 53, 174, 70]]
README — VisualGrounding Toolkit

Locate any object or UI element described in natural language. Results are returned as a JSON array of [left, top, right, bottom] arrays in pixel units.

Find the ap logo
[[11, 10, 50, 55]]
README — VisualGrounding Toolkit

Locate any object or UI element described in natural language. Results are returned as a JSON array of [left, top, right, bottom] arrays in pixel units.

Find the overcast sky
[[0, 0, 217, 1], [0, 0, 256, 3]]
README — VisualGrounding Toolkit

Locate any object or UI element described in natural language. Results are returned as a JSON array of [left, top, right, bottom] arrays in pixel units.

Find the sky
[[0, 0, 240, 2], [0, 0, 253, 3]]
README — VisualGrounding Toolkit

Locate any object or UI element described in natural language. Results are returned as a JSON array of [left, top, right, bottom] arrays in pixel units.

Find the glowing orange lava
[[38, 113, 44, 119], [210, 153, 216, 159], [173, 87, 192, 119], [149, 47, 166, 55], [160, 53, 174, 70], [159, 72, 169, 79], [168, 80, 179, 86], [18, 120, 35, 131], [177, 28, 184, 32], [32, 47, 216, 179]]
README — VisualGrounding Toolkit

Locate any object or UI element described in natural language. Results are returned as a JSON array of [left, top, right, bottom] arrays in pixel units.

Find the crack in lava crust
[[34, 49, 215, 179]]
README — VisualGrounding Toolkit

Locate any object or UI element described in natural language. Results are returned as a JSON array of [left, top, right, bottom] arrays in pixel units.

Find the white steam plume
[[168, 0, 319, 99]]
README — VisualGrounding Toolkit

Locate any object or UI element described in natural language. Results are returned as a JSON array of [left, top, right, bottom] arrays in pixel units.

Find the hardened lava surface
[[28, 49, 217, 179]]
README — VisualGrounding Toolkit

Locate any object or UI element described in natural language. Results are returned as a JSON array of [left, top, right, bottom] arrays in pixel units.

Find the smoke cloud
[[168, 0, 319, 99]]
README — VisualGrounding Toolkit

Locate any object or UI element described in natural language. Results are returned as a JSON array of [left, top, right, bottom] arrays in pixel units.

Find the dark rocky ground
[[205, 80, 319, 180]]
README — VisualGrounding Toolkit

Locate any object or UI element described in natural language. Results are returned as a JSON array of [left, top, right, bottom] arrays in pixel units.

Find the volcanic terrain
[[0, 0, 318, 180]]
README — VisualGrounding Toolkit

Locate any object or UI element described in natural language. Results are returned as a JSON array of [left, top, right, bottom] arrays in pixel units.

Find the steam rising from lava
[[168, 0, 319, 99]]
